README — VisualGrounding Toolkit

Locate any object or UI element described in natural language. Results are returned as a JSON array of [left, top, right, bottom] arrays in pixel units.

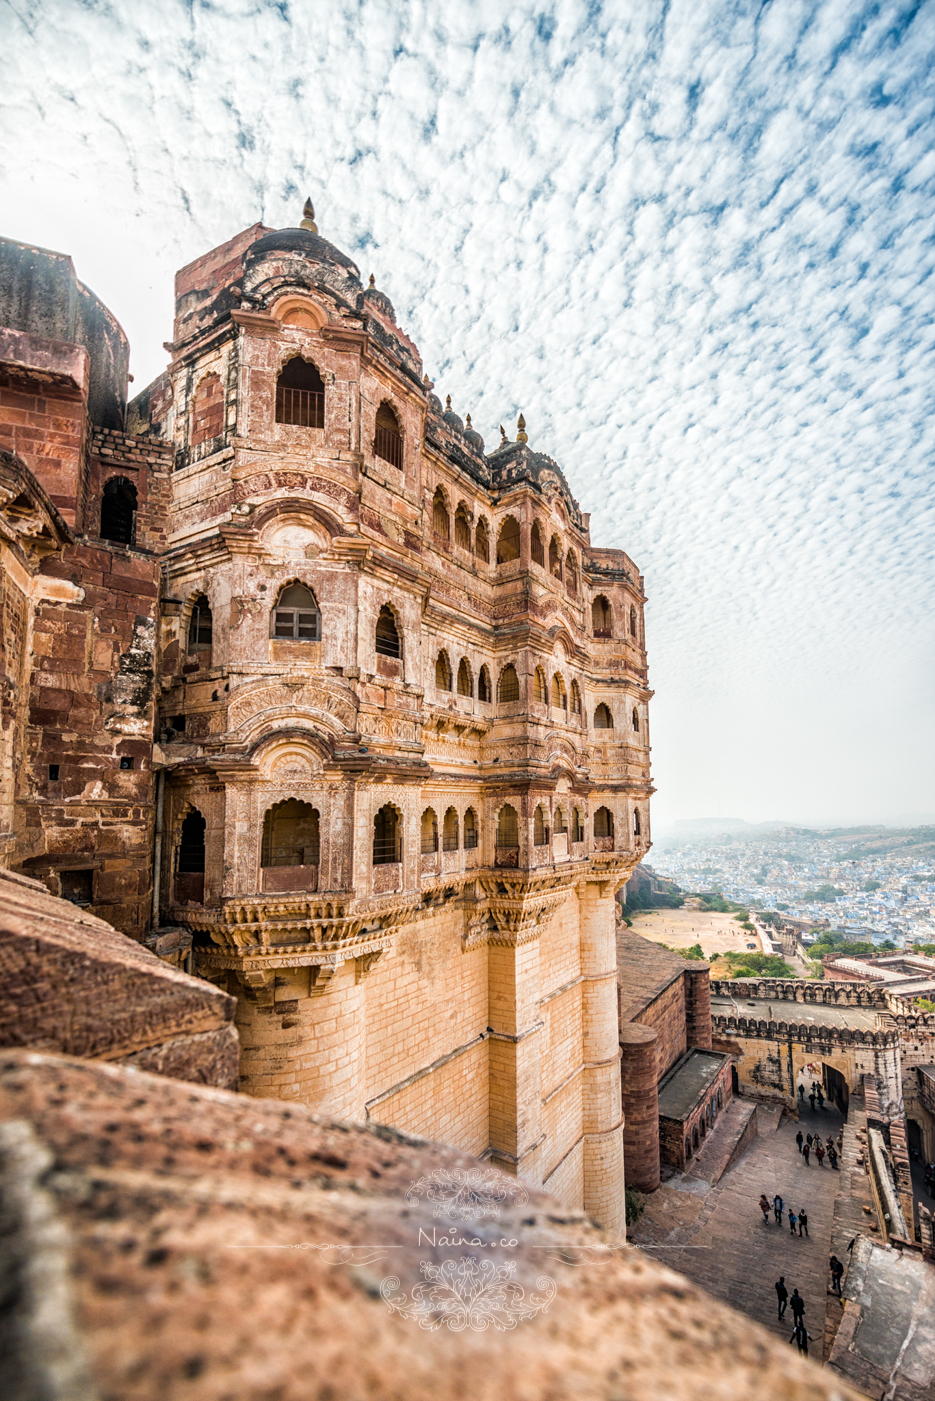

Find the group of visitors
[[798, 1079, 826, 1112], [759, 1193, 809, 1235], [794, 1129, 839, 1168], [774, 1279, 812, 1354]]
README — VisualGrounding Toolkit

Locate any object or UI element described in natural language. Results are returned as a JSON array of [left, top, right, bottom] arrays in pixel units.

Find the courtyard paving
[[629, 1098, 846, 1352]]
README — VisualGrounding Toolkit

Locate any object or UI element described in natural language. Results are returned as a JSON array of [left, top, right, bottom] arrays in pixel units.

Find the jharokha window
[[531, 521, 545, 567], [498, 664, 520, 704], [276, 357, 325, 428], [374, 401, 403, 469], [435, 650, 452, 691], [271, 582, 321, 640], [496, 516, 520, 564], [261, 800, 320, 868], [594, 703, 613, 730], [373, 805, 401, 865], [457, 658, 472, 697], [475, 517, 490, 563], [375, 605, 401, 658], [433, 488, 450, 540], [455, 504, 472, 551], [478, 665, 491, 702], [463, 807, 478, 849], [592, 595, 612, 637]]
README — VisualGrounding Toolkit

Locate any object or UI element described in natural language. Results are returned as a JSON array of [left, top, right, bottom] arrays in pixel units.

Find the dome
[[427, 392, 443, 414], [442, 395, 464, 433], [363, 278, 396, 323], [245, 228, 362, 282], [464, 414, 485, 454]]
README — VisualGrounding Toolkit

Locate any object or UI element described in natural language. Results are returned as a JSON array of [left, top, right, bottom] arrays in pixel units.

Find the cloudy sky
[[3, 0, 934, 829]]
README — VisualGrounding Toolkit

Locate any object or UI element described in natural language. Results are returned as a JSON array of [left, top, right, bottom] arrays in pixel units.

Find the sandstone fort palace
[[0, 201, 653, 1234]]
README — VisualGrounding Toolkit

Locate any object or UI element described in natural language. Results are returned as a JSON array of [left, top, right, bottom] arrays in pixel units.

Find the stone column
[[685, 968, 712, 1049], [487, 929, 544, 1185], [577, 880, 625, 1238], [619, 1023, 660, 1191], [234, 956, 368, 1119]]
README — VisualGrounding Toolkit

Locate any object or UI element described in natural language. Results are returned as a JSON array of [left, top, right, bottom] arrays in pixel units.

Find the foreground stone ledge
[[0, 1050, 862, 1401]]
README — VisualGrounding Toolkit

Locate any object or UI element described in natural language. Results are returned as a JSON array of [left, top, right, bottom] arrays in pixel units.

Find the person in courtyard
[[789, 1289, 805, 1324], [775, 1276, 788, 1320], [815, 1142, 824, 1167], [802, 1143, 810, 1165], [828, 1144, 838, 1169], [788, 1209, 797, 1234], [773, 1193, 784, 1224], [798, 1084, 805, 1102], [798, 1209, 808, 1237], [790, 1321, 813, 1356], [759, 1194, 771, 1224], [816, 1086, 824, 1109], [806, 1132, 812, 1148], [796, 1131, 803, 1153], [809, 1090, 816, 1110], [829, 1256, 844, 1296]]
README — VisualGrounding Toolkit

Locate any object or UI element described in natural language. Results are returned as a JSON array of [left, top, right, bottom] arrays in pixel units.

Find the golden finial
[[445, 395, 452, 411], [466, 413, 473, 428], [516, 413, 527, 444], [499, 424, 506, 441], [369, 273, 376, 287], [300, 197, 318, 233]]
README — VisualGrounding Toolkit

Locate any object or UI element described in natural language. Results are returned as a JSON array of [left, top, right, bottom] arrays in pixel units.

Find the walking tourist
[[789, 1288, 805, 1322], [816, 1142, 825, 1167], [760, 1194, 771, 1223], [806, 1133, 813, 1148], [798, 1209, 808, 1237], [798, 1084, 805, 1101], [816, 1086, 824, 1109], [809, 1091, 816, 1110], [773, 1193, 784, 1224], [775, 1276, 788, 1320], [790, 1321, 813, 1356], [796, 1130, 803, 1153], [802, 1143, 810, 1165], [829, 1256, 844, 1296], [788, 1209, 798, 1234], [828, 1145, 838, 1169]]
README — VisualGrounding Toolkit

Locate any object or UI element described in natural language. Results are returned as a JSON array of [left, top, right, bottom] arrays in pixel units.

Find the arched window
[[692, 1124, 699, 1149], [549, 535, 562, 579], [533, 667, 547, 704], [570, 681, 582, 716], [373, 805, 400, 865], [551, 673, 567, 711], [463, 807, 478, 849], [498, 664, 519, 704], [435, 650, 452, 691], [455, 504, 471, 551], [554, 807, 567, 835], [432, 488, 450, 540], [633, 808, 642, 837], [685, 1135, 692, 1161], [457, 658, 473, 697], [374, 401, 403, 469], [375, 605, 401, 659], [630, 605, 638, 638], [100, 477, 137, 546], [478, 665, 491, 703], [191, 372, 223, 448], [496, 516, 520, 564], [496, 804, 519, 848], [443, 807, 459, 852], [632, 707, 640, 732], [533, 805, 549, 846], [700, 1117, 706, 1140], [187, 595, 213, 659], [475, 517, 490, 563], [176, 809, 205, 905], [572, 807, 584, 843], [272, 582, 320, 640], [530, 521, 544, 566], [594, 703, 613, 730], [420, 807, 438, 855], [261, 800, 319, 867], [566, 552, 578, 597], [276, 357, 325, 428], [594, 806, 614, 840], [592, 595, 612, 637]]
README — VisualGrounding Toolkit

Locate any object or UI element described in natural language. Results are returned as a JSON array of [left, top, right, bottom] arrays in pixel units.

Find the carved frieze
[[227, 679, 357, 734]]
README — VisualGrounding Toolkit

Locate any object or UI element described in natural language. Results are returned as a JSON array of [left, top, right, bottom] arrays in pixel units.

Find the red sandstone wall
[[634, 975, 688, 1082]]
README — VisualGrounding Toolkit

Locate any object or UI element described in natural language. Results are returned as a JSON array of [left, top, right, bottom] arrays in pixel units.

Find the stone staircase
[[683, 1098, 759, 1186]]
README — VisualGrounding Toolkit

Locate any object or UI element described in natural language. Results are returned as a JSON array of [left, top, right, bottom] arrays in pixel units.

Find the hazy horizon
[[4, 1, 933, 825]]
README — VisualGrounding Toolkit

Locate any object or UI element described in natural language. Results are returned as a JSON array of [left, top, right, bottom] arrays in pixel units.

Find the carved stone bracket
[[356, 948, 386, 982], [478, 872, 572, 946], [234, 969, 275, 1007], [461, 901, 492, 954]]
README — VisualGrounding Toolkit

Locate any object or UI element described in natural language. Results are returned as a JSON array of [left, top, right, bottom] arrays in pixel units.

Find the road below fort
[[629, 1098, 845, 1353]]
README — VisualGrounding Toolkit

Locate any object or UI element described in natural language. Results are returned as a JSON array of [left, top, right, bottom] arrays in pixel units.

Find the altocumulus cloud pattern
[[3, 0, 934, 825]]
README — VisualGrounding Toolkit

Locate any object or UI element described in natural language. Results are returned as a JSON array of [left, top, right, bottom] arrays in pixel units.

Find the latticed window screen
[[498, 665, 519, 703], [496, 517, 520, 563], [457, 659, 472, 696], [475, 519, 489, 562], [272, 586, 320, 640], [420, 809, 438, 854], [463, 808, 478, 848], [373, 806, 400, 865], [496, 805, 519, 848], [551, 674, 566, 709], [433, 490, 449, 539], [435, 652, 451, 690], [531, 522, 544, 566], [375, 606, 400, 658], [442, 809, 459, 851], [533, 806, 549, 846], [374, 402, 403, 469], [594, 806, 614, 839], [478, 667, 491, 702]]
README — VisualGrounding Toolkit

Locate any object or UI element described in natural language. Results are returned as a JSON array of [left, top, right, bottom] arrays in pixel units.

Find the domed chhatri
[[363, 272, 396, 324], [442, 393, 464, 433], [464, 412, 484, 454]]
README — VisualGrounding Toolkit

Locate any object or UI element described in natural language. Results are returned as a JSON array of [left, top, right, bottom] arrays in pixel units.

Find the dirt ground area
[[627, 907, 760, 958]]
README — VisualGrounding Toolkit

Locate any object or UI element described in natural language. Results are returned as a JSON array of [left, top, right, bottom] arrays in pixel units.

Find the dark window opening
[[177, 810, 206, 873], [475, 518, 489, 562], [592, 595, 612, 637], [375, 605, 401, 658], [630, 605, 638, 638], [48, 764, 59, 781], [533, 805, 549, 846], [261, 799, 320, 867], [421, 808, 439, 854], [455, 506, 471, 551], [478, 666, 491, 702], [533, 667, 547, 703], [633, 809, 642, 837], [496, 517, 520, 564], [463, 808, 478, 849], [61, 869, 93, 905], [276, 357, 325, 428], [571, 682, 582, 716], [594, 703, 613, 730], [100, 477, 137, 546], [531, 522, 544, 566], [632, 707, 640, 732], [443, 807, 459, 852], [119, 756, 134, 770], [457, 658, 472, 697], [373, 805, 400, 865], [374, 401, 403, 469], [188, 595, 213, 655], [554, 808, 567, 835], [551, 674, 567, 710], [435, 650, 452, 691], [572, 808, 584, 843], [272, 582, 320, 640], [433, 488, 450, 540], [594, 806, 614, 840], [498, 664, 519, 704]]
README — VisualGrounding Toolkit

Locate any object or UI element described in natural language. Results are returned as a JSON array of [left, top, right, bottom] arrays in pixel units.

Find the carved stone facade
[[0, 209, 654, 1235]]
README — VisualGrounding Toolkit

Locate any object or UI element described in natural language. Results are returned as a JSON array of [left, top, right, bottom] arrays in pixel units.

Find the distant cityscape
[[650, 821, 935, 948]]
